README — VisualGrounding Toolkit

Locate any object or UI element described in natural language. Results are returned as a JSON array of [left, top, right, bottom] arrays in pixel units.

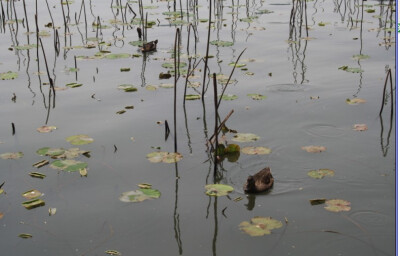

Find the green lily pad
[[160, 83, 174, 89], [53, 148, 90, 159], [210, 40, 234, 47], [224, 144, 240, 153], [185, 94, 201, 100], [232, 133, 260, 142], [205, 184, 234, 196], [19, 233, 33, 239], [22, 198, 45, 209], [170, 19, 188, 25], [118, 84, 138, 92], [14, 44, 38, 50], [104, 53, 131, 59], [145, 85, 158, 91], [229, 63, 246, 68], [324, 199, 351, 212], [0, 152, 23, 159], [338, 66, 363, 73], [346, 98, 366, 105], [239, 217, 283, 236], [162, 11, 186, 16], [161, 62, 187, 69], [37, 125, 57, 133], [66, 82, 82, 88], [307, 169, 335, 179], [22, 189, 42, 200], [129, 40, 145, 47], [309, 198, 326, 205], [220, 94, 238, 101], [365, 9, 375, 13], [352, 54, 370, 60], [36, 147, 65, 157], [32, 160, 49, 168], [50, 159, 88, 172], [66, 135, 94, 145], [119, 188, 161, 202], [241, 146, 271, 155], [146, 151, 183, 163], [1, 71, 18, 80], [247, 94, 266, 100], [255, 9, 273, 14]]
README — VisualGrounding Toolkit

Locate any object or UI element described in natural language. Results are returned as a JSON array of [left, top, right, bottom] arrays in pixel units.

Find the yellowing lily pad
[[118, 84, 138, 92], [205, 184, 234, 196], [324, 199, 351, 212], [119, 188, 161, 202], [301, 145, 326, 153], [241, 146, 271, 155], [346, 98, 366, 105], [37, 125, 57, 133], [307, 169, 335, 179], [50, 160, 88, 172], [22, 198, 45, 209], [353, 124, 368, 131], [145, 85, 158, 91], [221, 94, 238, 101], [104, 53, 131, 59], [66, 82, 83, 88], [0, 152, 23, 159], [210, 40, 234, 47], [66, 135, 94, 145], [0, 71, 18, 80], [105, 250, 122, 256], [239, 217, 283, 236], [232, 133, 260, 142], [161, 62, 187, 69], [22, 189, 42, 199], [247, 94, 266, 100], [185, 94, 201, 100], [338, 66, 363, 73], [146, 151, 183, 163]]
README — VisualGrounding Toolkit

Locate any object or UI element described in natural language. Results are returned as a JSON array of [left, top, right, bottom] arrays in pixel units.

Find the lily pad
[[32, 160, 49, 168], [0, 152, 23, 159], [128, 40, 146, 47], [353, 124, 368, 131], [255, 9, 273, 14], [241, 146, 271, 155], [205, 184, 234, 196], [185, 94, 201, 100], [247, 94, 266, 100], [232, 133, 260, 142], [145, 85, 158, 91], [210, 40, 234, 47], [22, 198, 45, 209], [220, 94, 238, 101], [49, 208, 57, 216], [301, 145, 326, 153], [146, 151, 183, 163], [37, 125, 57, 133], [338, 66, 363, 73], [160, 83, 174, 89], [239, 217, 283, 236], [1, 71, 18, 80], [352, 54, 370, 60], [36, 147, 65, 157], [324, 199, 351, 212], [14, 44, 38, 50], [229, 62, 246, 68], [29, 172, 46, 179], [54, 148, 90, 159], [309, 198, 326, 205], [118, 84, 138, 92], [50, 159, 88, 172], [346, 98, 366, 105], [161, 62, 187, 69], [105, 250, 122, 256], [104, 53, 131, 59], [119, 188, 161, 202], [66, 82, 82, 88], [66, 135, 94, 145], [19, 233, 33, 239], [224, 144, 240, 153], [307, 169, 335, 179], [22, 189, 42, 200]]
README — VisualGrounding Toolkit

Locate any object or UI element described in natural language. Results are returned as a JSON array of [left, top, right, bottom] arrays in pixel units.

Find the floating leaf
[[324, 199, 351, 212], [49, 208, 57, 216], [118, 84, 138, 92], [160, 83, 174, 89], [224, 144, 240, 153], [0, 212, 3, 219], [37, 125, 57, 133], [185, 94, 201, 100], [19, 233, 33, 239], [247, 94, 266, 100], [301, 145, 326, 153], [50, 160, 88, 172], [1, 71, 18, 80], [138, 183, 152, 189], [239, 217, 283, 236], [29, 172, 46, 179], [352, 54, 370, 60], [14, 44, 38, 50], [36, 147, 65, 157], [365, 9, 375, 13], [0, 152, 23, 159], [161, 62, 187, 69], [232, 133, 260, 142], [104, 53, 131, 59], [66, 82, 82, 88], [338, 66, 363, 73], [66, 135, 94, 145], [205, 184, 234, 196], [145, 85, 158, 91], [307, 169, 334, 179], [310, 198, 326, 205], [119, 188, 161, 202], [353, 124, 368, 131], [22, 198, 45, 209], [120, 68, 130, 72], [220, 94, 238, 101], [210, 40, 234, 47], [116, 110, 126, 114], [32, 159, 49, 168], [22, 189, 42, 200], [346, 98, 366, 105], [240, 16, 258, 22], [146, 152, 183, 163], [105, 250, 122, 256], [128, 40, 146, 47], [229, 62, 246, 68], [255, 9, 273, 14], [54, 148, 90, 159], [241, 146, 271, 155], [79, 168, 88, 177]]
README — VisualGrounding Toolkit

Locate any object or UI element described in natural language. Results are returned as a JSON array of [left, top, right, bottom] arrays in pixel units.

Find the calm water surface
[[0, 0, 396, 255]]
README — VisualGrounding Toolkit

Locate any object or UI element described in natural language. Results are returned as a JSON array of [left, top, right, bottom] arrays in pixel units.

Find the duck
[[243, 167, 274, 194], [141, 39, 158, 52]]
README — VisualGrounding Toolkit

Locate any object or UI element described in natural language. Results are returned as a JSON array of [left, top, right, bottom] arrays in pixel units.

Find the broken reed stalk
[[54, 29, 60, 56], [209, 109, 234, 145], [212, 73, 218, 177], [22, 0, 29, 34], [183, 57, 192, 106], [217, 48, 246, 107], [61, 0, 67, 29], [379, 68, 393, 116], [165, 120, 170, 140], [11, 122, 15, 136], [12, 0, 18, 33], [74, 55, 78, 80], [201, 0, 212, 101], [304, 0, 308, 37], [39, 38, 56, 98], [173, 28, 181, 153]]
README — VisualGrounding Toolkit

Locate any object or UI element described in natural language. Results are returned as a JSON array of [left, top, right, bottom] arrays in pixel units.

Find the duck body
[[243, 167, 274, 194], [141, 40, 158, 52]]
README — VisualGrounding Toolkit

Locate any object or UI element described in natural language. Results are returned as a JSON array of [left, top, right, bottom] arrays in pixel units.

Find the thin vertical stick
[[379, 68, 392, 116], [201, 0, 212, 101], [213, 73, 218, 177], [22, 0, 29, 34], [11, 123, 15, 136], [173, 28, 180, 153]]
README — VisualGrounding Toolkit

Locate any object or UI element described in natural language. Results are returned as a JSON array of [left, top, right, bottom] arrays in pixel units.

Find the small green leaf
[[22, 198, 45, 209], [1, 71, 18, 80], [119, 188, 161, 202], [105, 250, 122, 255], [205, 184, 234, 196], [66, 135, 94, 145], [220, 94, 238, 101], [146, 152, 183, 163], [19, 233, 33, 239], [50, 160, 88, 172], [309, 198, 326, 205], [247, 94, 266, 100], [29, 172, 46, 179], [185, 94, 201, 100], [118, 84, 138, 92], [307, 169, 335, 179]]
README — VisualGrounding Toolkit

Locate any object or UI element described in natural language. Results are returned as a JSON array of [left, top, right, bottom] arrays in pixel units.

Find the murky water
[[0, 0, 396, 255]]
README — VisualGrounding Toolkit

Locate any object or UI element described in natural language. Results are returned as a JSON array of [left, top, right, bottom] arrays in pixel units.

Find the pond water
[[0, 0, 396, 255]]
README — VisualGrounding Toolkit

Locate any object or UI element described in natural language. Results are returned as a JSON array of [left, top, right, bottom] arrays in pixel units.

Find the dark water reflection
[[0, 0, 396, 255]]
